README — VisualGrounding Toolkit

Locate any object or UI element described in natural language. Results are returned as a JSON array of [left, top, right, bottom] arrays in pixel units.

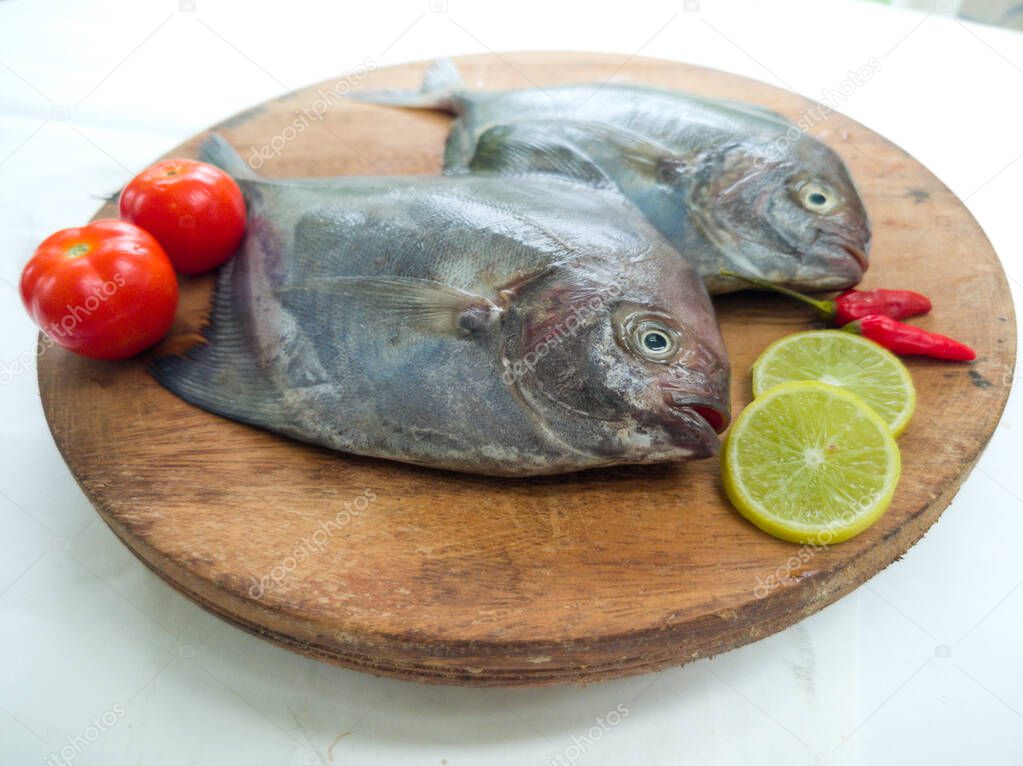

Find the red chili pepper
[[720, 271, 931, 325], [829, 288, 931, 325], [842, 315, 976, 361]]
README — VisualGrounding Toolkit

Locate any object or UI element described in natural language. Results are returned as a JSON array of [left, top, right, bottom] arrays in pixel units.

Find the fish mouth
[[840, 242, 869, 272], [660, 392, 731, 457], [791, 237, 867, 290], [668, 395, 730, 433]]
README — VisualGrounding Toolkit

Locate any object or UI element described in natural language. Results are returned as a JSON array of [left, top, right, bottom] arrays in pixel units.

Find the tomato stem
[[67, 243, 90, 257]]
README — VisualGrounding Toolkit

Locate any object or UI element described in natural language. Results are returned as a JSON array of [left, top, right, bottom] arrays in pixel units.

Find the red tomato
[[119, 158, 246, 275], [20, 219, 178, 360]]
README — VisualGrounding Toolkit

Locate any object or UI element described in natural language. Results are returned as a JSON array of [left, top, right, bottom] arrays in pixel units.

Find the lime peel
[[751, 330, 916, 436], [723, 381, 901, 545]]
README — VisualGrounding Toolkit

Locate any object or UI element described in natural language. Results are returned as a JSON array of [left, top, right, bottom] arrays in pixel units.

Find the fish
[[352, 60, 871, 294], [150, 135, 731, 477]]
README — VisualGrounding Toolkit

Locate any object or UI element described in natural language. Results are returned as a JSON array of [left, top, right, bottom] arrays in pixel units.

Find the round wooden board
[[39, 53, 1015, 686]]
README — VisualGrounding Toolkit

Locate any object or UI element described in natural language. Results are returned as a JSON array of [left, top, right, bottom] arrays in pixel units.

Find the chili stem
[[719, 270, 835, 318]]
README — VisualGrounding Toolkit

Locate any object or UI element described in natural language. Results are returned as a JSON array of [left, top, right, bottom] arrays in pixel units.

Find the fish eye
[[794, 179, 842, 215], [642, 330, 670, 353], [629, 319, 680, 363]]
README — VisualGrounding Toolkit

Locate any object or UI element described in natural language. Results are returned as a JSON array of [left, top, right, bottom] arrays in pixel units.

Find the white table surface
[[2, 0, 1022, 763]]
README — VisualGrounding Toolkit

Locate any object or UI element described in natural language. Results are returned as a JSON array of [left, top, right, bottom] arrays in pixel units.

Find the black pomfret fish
[[352, 60, 871, 294], [150, 136, 730, 476]]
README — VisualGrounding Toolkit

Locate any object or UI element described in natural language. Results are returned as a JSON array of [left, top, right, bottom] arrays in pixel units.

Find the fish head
[[682, 139, 870, 292], [501, 257, 731, 464]]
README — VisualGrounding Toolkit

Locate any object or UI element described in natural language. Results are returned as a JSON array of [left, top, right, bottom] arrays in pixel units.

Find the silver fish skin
[[352, 60, 871, 294], [150, 136, 731, 477]]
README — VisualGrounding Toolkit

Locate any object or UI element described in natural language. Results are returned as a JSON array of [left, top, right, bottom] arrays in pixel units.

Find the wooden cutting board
[[38, 52, 1015, 686]]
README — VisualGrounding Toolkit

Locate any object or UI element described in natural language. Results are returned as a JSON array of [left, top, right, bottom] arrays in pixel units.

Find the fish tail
[[198, 133, 259, 180], [349, 58, 464, 113], [149, 259, 284, 427]]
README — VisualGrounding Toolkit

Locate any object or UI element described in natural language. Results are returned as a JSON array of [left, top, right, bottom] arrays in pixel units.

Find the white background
[[2, 0, 1022, 764]]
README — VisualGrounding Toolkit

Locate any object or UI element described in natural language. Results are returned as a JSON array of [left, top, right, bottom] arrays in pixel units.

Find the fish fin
[[198, 133, 259, 180], [443, 120, 477, 171], [149, 261, 284, 426], [469, 122, 614, 187], [469, 120, 679, 188], [421, 58, 463, 94], [277, 276, 500, 336], [350, 58, 463, 113]]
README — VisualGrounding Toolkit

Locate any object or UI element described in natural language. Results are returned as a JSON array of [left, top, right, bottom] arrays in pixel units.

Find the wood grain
[[37, 52, 1016, 685]]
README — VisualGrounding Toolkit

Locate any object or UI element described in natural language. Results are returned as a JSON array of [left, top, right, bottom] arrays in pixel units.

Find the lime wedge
[[752, 330, 916, 436], [723, 381, 901, 544]]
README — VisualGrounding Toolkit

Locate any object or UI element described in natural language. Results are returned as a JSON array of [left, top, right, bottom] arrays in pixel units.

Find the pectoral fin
[[470, 119, 689, 190], [277, 276, 502, 337], [470, 122, 614, 188]]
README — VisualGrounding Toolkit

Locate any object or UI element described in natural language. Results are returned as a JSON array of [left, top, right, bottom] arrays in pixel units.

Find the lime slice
[[723, 381, 901, 544], [751, 330, 915, 436]]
